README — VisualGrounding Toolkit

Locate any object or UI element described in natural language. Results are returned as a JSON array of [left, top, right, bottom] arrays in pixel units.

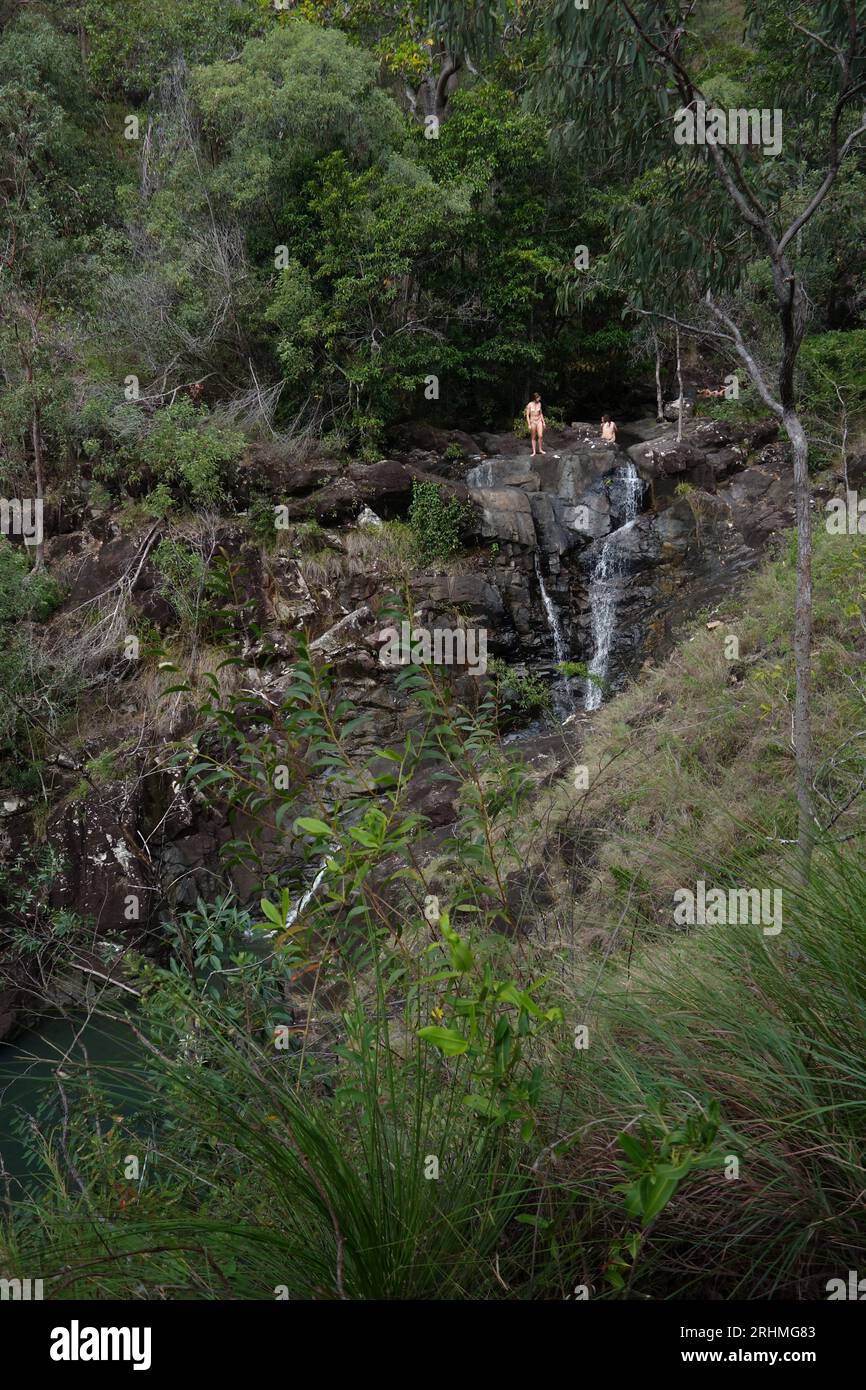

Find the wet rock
[[466, 459, 540, 490], [158, 832, 223, 912]]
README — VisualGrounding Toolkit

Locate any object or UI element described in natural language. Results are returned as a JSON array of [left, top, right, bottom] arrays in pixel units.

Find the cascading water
[[284, 860, 328, 929], [534, 553, 574, 717], [246, 858, 329, 940], [585, 462, 644, 712]]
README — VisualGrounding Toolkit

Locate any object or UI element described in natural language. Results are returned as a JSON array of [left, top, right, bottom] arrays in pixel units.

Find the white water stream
[[585, 463, 643, 712], [534, 553, 574, 718]]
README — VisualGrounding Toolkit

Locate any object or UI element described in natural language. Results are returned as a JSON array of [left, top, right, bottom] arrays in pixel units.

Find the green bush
[[137, 402, 244, 507], [488, 657, 551, 716], [407, 480, 468, 564], [0, 543, 62, 625], [799, 329, 866, 419]]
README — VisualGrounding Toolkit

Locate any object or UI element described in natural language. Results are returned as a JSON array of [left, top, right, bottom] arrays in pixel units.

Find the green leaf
[[641, 1174, 679, 1224], [462, 1094, 505, 1119], [617, 1131, 647, 1167], [418, 1026, 469, 1056], [294, 817, 331, 837]]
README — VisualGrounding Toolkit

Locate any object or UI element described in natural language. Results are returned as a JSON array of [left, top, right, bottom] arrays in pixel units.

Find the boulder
[[470, 486, 537, 547], [416, 574, 505, 623]]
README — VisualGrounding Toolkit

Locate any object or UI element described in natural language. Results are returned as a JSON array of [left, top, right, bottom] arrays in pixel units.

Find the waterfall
[[284, 860, 328, 929], [621, 459, 643, 524], [535, 553, 569, 664], [534, 553, 573, 717], [585, 463, 643, 712], [247, 859, 329, 939]]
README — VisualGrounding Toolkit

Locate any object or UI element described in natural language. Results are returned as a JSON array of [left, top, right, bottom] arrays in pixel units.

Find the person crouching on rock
[[525, 393, 546, 456], [601, 414, 617, 443]]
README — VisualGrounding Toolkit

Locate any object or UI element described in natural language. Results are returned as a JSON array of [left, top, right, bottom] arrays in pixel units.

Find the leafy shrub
[[488, 657, 551, 716], [136, 402, 245, 507], [90, 399, 246, 507], [407, 480, 469, 564], [0, 543, 61, 624]]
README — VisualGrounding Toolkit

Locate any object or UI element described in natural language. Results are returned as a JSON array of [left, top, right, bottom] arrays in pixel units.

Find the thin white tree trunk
[[675, 327, 684, 442], [653, 327, 663, 422]]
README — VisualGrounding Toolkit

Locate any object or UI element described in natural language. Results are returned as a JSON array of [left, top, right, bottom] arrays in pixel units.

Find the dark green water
[[0, 1012, 144, 1195]]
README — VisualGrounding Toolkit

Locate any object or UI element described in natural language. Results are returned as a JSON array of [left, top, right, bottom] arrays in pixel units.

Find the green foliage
[[153, 537, 209, 633], [0, 846, 87, 963], [0, 541, 67, 760], [192, 21, 406, 207], [6, 539, 866, 1296], [0, 544, 61, 625], [607, 1101, 723, 1291], [407, 480, 468, 564], [134, 403, 244, 508], [419, 910, 562, 1137], [799, 330, 866, 417], [488, 657, 550, 718], [72, 0, 260, 102]]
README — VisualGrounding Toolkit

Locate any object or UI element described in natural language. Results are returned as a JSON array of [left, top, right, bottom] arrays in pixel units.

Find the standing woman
[[601, 414, 617, 443], [525, 393, 546, 456]]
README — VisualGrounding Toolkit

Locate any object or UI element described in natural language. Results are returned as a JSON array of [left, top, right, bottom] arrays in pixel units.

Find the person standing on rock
[[601, 414, 617, 443], [525, 393, 546, 456]]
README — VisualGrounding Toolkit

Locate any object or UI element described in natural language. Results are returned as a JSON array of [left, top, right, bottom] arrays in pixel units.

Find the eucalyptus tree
[[429, 0, 866, 873]]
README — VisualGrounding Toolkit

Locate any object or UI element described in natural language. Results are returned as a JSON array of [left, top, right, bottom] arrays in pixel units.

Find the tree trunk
[[30, 398, 45, 571], [782, 406, 815, 876], [653, 327, 663, 422], [675, 327, 684, 442]]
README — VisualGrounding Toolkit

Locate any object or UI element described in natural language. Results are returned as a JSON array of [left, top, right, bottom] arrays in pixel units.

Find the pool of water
[[0, 1011, 144, 1196]]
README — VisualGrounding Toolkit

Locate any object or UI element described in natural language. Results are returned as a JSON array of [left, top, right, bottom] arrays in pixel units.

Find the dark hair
[[601, 414, 610, 423], [533, 393, 541, 400]]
